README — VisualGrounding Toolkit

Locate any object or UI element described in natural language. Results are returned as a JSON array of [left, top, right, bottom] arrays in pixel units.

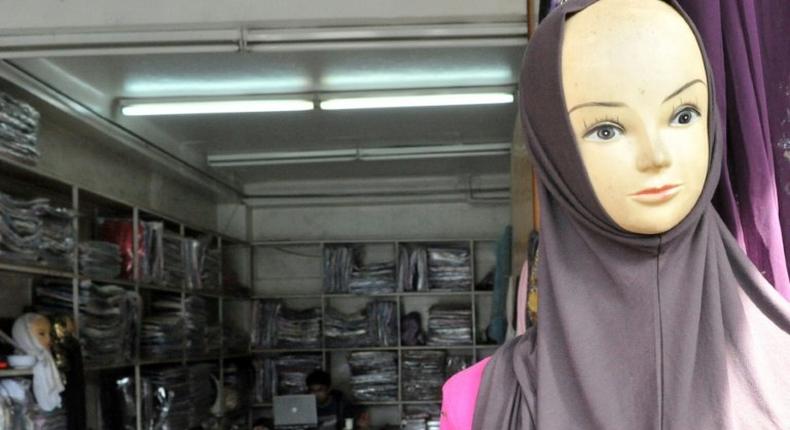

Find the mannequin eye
[[584, 123, 623, 142], [670, 106, 701, 126]]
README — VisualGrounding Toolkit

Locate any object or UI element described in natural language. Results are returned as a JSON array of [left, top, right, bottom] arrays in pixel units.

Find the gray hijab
[[473, 0, 790, 428]]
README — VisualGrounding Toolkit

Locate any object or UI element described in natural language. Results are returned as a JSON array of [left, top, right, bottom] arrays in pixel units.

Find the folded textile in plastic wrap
[[367, 300, 397, 346], [200, 245, 220, 292], [402, 350, 446, 401], [348, 351, 398, 402], [402, 404, 441, 430], [275, 306, 321, 349], [0, 378, 67, 430], [100, 219, 163, 283], [348, 262, 397, 295], [253, 354, 323, 402], [325, 245, 397, 294], [324, 300, 397, 348], [0, 192, 75, 270], [251, 300, 280, 349], [184, 295, 208, 355], [248, 303, 311, 352], [0, 92, 40, 163], [34, 278, 140, 366], [78, 241, 121, 280], [100, 374, 136, 430], [140, 295, 183, 359], [141, 364, 217, 430], [162, 233, 185, 289], [323, 245, 355, 294], [324, 307, 369, 348], [427, 306, 472, 345], [398, 246, 472, 292]]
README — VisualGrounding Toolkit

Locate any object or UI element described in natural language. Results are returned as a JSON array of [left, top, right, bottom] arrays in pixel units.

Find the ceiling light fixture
[[121, 99, 315, 116], [207, 143, 510, 167], [319, 92, 514, 110]]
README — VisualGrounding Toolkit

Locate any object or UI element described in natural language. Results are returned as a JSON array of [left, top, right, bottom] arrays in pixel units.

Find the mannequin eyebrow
[[568, 101, 626, 114], [662, 79, 706, 103], [567, 79, 707, 114]]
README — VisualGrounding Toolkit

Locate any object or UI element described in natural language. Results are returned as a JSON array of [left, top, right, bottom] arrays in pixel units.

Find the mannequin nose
[[636, 133, 671, 171]]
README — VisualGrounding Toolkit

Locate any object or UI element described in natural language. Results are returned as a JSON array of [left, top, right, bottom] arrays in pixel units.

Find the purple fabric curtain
[[672, 0, 790, 298]]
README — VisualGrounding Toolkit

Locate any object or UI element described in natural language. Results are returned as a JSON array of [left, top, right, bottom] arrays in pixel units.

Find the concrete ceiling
[[2, 1, 527, 197]]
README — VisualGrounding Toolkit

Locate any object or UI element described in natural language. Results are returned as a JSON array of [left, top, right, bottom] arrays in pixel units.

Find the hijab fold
[[473, 1, 790, 428]]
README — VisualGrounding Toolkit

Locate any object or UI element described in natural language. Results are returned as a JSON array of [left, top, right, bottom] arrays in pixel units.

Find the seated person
[[306, 369, 354, 430]]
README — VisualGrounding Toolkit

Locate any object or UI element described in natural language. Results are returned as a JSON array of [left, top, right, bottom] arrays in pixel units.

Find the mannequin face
[[31, 315, 52, 350], [562, 0, 709, 234]]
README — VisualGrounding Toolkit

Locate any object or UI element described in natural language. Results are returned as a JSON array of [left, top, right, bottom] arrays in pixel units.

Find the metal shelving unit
[[0, 155, 253, 430], [250, 238, 499, 427]]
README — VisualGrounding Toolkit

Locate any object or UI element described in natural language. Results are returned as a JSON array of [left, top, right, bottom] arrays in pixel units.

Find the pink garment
[[440, 357, 491, 430], [516, 259, 530, 335]]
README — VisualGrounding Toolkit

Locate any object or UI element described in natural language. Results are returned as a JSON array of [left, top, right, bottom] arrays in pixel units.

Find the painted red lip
[[632, 184, 680, 196]]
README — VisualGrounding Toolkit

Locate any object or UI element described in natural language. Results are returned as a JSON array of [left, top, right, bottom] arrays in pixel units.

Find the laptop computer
[[273, 394, 318, 428]]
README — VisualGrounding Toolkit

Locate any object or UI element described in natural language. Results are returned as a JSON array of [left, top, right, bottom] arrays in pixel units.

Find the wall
[[251, 200, 510, 242]]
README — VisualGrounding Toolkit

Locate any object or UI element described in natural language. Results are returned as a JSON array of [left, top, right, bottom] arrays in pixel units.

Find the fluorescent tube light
[[121, 99, 314, 116], [207, 143, 510, 168], [320, 92, 514, 110], [208, 149, 357, 167], [360, 143, 510, 161]]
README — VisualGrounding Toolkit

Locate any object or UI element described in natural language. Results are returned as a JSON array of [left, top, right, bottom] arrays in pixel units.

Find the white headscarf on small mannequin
[[12, 313, 64, 411]]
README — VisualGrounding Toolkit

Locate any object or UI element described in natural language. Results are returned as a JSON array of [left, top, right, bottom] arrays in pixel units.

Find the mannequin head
[[562, 0, 709, 234], [30, 314, 53, 350]]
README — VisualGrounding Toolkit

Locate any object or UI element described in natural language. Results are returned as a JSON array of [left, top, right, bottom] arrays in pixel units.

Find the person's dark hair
[[306, 369, 331, 387]]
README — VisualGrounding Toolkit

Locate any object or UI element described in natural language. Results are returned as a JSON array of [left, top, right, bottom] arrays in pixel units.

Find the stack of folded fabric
[[79, 241, 122, 280], [276, 306, 321, 349], [100, 219, 164, 283], [402, 350, 446, 401], [275, 355, 323, 395], [325, 307, 370, 348], [427, 306, 473, 345], [323, 245, 355, 294], [325, 245, 397, 295], [251, 300, 280, 349], [79, 283, 139, 365], [0, 92, 40, 163], [39, 204, 77, 270], [201, 246, 220, 292], [187, 363, 216, 428], [402, 404, 441, 430], [0, 192, 75, 269], [142, 366, 192, 429], [348, 262, 397, 295], [34, 279, 140, 366], [184, 295, 208, 355], [398, 246, 429, 292], [253, 357, 277, 403], [141, 294, 184, 359], [348, 351, 398, 401], [163, 233, 185, 288], [398, 246, 473, 292], [367, 300, 397, 347], [426, 247, 472, 291]]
